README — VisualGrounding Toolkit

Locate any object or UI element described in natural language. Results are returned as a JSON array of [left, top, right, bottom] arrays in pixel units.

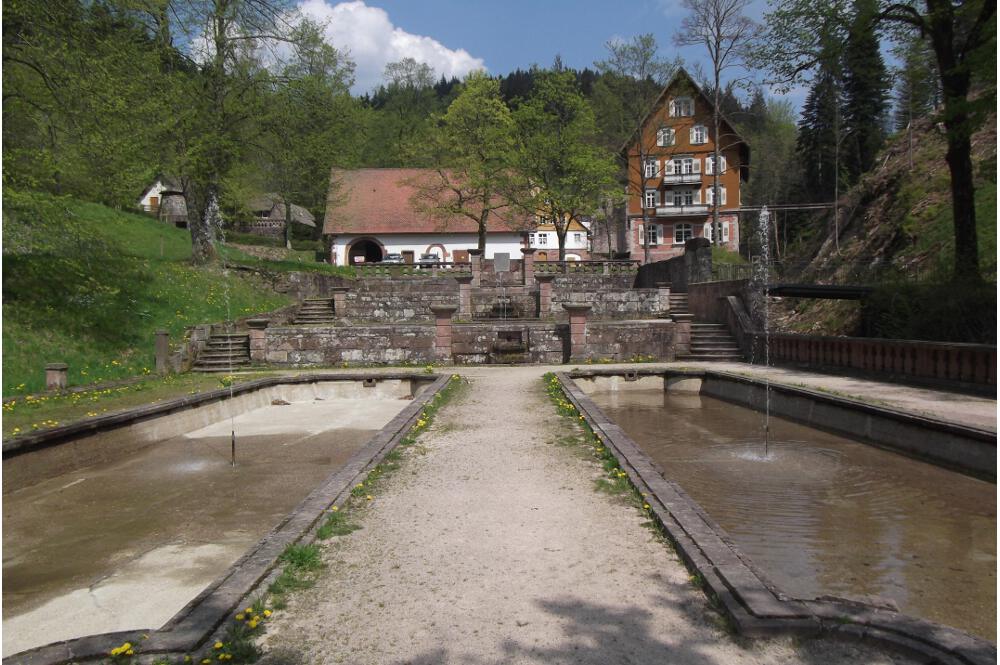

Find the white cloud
[[297, 0, 486, 93]]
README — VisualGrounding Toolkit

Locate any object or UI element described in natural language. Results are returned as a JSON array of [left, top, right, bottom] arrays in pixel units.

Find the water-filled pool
[[3, 382, 411, 656], [591, 389, 996, 641]]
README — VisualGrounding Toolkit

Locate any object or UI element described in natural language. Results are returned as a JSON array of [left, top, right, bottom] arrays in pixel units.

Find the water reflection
[[594, 389, 996, 641]]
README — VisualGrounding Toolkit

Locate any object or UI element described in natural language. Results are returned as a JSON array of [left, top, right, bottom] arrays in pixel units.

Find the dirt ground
[[259, 366, 920, 665]]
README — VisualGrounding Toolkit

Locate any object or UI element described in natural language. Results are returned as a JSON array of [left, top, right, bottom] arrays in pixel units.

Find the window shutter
[[721, 187, 727, 205], [705, 157, 712, 175], [694, 189, 701, 204], [662, 190, 673, 206], [693, 159, 701, 174], [689, 127, 695, 144], [668, 100, 675, 117], [665, 159, 674, 175], [656, 224, 663, 245], [723, 222, 730, 242], [720, 156, 727, 173]]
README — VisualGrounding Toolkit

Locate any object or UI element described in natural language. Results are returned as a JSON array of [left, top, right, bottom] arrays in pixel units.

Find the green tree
[[511, 71, 619, 261], [675, 0, 758, 246], [795, 48, 843, 203], [757, 0, 996, 282], [891, 31, 940, 131], [257, 19, 360, 247], [407, 71, 520, 252], [841, 0, 889, 183]]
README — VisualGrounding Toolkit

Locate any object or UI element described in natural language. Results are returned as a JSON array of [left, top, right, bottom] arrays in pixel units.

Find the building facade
[[623, 69, 749, 262]]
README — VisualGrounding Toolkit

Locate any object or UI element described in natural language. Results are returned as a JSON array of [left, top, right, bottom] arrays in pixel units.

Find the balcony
[[663, 173, 702, 185], [655, 205, 708, 216]]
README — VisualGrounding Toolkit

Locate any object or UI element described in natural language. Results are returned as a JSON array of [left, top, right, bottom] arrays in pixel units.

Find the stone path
[[260, 365, 919, 665]]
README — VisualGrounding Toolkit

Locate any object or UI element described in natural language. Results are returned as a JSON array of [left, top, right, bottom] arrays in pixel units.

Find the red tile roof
[[323, 168, 526, 235]]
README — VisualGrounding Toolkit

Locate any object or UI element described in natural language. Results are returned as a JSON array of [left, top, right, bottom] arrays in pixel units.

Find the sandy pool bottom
[[2, 396, 407, 657]]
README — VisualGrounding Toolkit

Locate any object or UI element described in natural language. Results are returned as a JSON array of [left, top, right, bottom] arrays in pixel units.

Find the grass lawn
[[1, 191, 323, 395]]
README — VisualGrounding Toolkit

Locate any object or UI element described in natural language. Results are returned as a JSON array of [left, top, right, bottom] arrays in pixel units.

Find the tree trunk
[[945, 127, 979, 282], [478, 209, 488, 253], [190, 182, 219, 265]]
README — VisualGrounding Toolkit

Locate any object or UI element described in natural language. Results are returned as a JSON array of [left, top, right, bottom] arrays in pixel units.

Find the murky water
[[2, 395, 408, 655], [592, 389, 996, 641]]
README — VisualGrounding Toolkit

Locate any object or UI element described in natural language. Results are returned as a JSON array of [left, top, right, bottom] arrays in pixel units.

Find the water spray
[[757, 206, 772, 458]]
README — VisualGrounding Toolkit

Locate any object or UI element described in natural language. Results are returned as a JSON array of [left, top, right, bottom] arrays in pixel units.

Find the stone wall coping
[[759, 331, 997, 353], [556, 370, 996, 665], [3, 374, 453, 665], [245, 318, 270, 329], [520, 247, 537, 255], [328, 286, 351, 293], [467, 249, 483, 257], [44, 363, 68, 371], [429, 305, 459, 316], [562, 304, 593, 313], [671, 313, 695, 321], [454, 274, 474, 284]]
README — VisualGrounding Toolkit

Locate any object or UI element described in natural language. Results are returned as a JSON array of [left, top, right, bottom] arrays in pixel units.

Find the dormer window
[[690, 125, 708, 145], [656, 127, 675, 147], [671, 97, 694, 117]]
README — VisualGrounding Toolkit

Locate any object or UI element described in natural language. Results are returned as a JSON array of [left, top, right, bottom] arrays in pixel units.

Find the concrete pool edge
[[3, 372, 452, 665], [556, 371, 997, 665]]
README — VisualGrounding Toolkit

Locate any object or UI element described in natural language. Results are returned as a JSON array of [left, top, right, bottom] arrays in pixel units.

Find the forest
[[3, 0, 994, 277]]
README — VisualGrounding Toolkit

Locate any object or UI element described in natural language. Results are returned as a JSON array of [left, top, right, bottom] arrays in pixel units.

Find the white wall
[[137, 180, 167, 210], [526, 230, 589, 252], [331, 233, 525, 265]]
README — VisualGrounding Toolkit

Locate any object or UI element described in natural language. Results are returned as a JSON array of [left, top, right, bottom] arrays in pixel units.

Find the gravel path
[[260, 366, 916, 664]]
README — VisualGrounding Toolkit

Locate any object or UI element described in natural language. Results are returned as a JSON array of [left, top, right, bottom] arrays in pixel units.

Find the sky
[[295, 0, 799, 106]]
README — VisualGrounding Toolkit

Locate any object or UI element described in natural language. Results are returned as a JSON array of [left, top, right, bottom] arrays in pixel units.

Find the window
[[674, 223, 693, 244], [644, 158, 659, 178], [690, 125, 708, 144], [538, 233, 548, 245], [706, 186, 727, 206], [644, 189, 659, 208], [671, 97, 694, 117], [573, 232, 583, 244], [656, 127, 675, 147], [645, 224, 663, 246], [528, 232, 536, 245], [705, 155, 727, 174], [672, 189, 694, 207], [681, 157, 695, 174]]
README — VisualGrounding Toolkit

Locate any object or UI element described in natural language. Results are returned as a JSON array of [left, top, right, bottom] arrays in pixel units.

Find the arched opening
[[348, 238, 384, 264]]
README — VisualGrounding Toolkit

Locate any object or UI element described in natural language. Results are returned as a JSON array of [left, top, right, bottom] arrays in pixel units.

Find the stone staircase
[[293, 298, 336, 324], [193, 333, 250, 373], [680, 323, 743, 362], [668, 293, 689, 314]]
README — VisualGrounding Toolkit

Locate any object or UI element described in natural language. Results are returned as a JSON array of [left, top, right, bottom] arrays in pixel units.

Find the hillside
[[770, 114, 997, 339], [1, 192, 299, 395]]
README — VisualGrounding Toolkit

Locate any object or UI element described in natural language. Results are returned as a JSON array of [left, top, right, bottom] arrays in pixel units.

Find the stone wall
[[452, 322, 566, 364], [270, 271, 352, 300], [585, 320, 675, 361], [552, 289, 663, 320], [552, 274, 635, 290], [342, 278, 460, 322], [264, 325, 435, 365], [470, 287, 538, 320], [687, 279, 748, 323], [634, 237, 713, 290]]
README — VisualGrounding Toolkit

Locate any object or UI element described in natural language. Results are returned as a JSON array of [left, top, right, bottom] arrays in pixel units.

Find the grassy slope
[[771, 115, 996, 336], [2, 192, 305, 395]]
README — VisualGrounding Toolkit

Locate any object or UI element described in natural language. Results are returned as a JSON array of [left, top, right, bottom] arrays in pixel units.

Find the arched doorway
[[348, 238, 384, 264]]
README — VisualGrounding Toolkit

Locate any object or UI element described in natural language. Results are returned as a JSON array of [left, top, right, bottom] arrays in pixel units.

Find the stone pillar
[[468, 249, 483, 287], [429, 305, 458, 362], [563, 304, 592, 361], [45, 363, 68, 391], [535, 274, 556, 318], [672, 313, 694, 357], [455, 274, 474, 320], [520, 247, 537, 286], [155, 330, 170, 374], [246, 318, 270, 363], [330, 287, 349, 317], [656, 282, 671, 315]]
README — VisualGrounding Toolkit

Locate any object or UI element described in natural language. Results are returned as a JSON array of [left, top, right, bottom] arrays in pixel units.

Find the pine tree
[[840, 0, 888, 183], [892, 33, 939, 131], [796, 54, 841, 203]]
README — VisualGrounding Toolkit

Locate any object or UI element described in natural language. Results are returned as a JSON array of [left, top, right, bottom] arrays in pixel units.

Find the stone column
[[455, 274, 474, 320], [246, 318, 270, 363], [155, 330, 170, 374], [672, 313, 694, 357], [429, 305, 458, 362], [45, 363, 68, 391], [520, 247, 537, 286], [468, 249, 483, 287], [535, 274, 556, 318], [563, 304, 592, 361], [656, 282, 671, 315], [330, 287, 349, 317]]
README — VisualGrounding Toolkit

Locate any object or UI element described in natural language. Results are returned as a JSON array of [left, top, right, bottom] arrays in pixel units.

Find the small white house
[[324, 168, 531, 265], [136, 176, 183, 214]]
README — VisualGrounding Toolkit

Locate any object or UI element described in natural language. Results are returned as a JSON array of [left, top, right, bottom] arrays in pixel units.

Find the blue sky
[[296, 0, 802, 107]]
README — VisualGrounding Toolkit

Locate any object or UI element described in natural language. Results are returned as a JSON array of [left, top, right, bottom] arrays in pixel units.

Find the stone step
[[677, 353, 744, 362]]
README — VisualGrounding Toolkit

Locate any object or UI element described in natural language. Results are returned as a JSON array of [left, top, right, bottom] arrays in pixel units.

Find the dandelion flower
[[214, 641, 224, 649], [263, 609, 272, 617], [235, 613, 245, 621]]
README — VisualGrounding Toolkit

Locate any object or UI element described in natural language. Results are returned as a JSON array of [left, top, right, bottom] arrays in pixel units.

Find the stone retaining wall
[[553, 289, 662, 320], [265, 325, 436, 365], [452, 323, 566, 364], [584, 320, 675, 361], [342, 278, 459, 322]]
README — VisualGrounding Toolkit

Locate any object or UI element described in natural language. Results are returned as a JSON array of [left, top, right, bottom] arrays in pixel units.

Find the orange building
[[623, 68, 749, 262]]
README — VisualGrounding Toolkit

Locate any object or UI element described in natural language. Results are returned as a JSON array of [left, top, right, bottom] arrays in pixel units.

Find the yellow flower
[[643, 503, 651, 510], [235, 613, 245, 621], [126, 650, 134, 656], [366, 495, 373, 501], [330, 506, 339, 512], [245, 606, 253, 614], [202, 659, 212, 664], [185, 657, 193, 663], [263, 609, 272, 617], [214, 641, 224, 649]]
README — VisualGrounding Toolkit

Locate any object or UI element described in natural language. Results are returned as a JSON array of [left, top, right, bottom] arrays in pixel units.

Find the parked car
[[417, 253, 440, 265], [382, 253, 404, 264]]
